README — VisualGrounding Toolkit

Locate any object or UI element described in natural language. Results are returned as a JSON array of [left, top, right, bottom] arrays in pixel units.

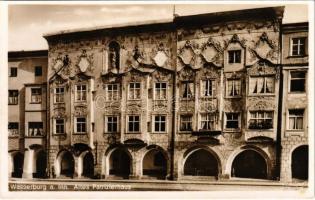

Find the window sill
[[152, 132, 167, 134], [288, 92, 306, 95], [285, 130, 305, 137], [180, 98, 194, 101], [199, 97, 217, 99], [8, 135, 19, 138], [73, 133, 87, 135], [25, 136, 45, 138], [54, 102, 65, 105], [104, 132, 120, 134], [247, 94, 275, 97], [125, 132, 141, 134], [127, 99, 142, 101], [178, 130, 193, 134], [53, 133, 67, 136], [287, 55, 308, 58], [246, 129, 274, 132], [8, 103, 18, 105], [30, 102, 42, 104], [224, 129, 241, 133], [225, 96, 242, 99]]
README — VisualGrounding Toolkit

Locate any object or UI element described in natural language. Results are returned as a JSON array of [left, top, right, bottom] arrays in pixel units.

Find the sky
[[8, 3, 309, 51]]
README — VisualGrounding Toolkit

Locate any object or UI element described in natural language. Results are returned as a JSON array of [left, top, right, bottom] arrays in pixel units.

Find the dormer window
[[228, 50, 241, 63], [108, 41, 120, 71]]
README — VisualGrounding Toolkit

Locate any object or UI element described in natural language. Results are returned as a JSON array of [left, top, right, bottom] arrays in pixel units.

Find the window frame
[[75, 117, 87, 134], [106, 83, 120, 101], [154, 82, 167, 100], [289, 71, 306, 93], [201, 79, 216, 98], [8, 122, 19, 136], [228, 50, 242, 64], [105, 115, 119, 133], [75, 84, 87, 102], [28, 122, 44, 137], [127, 115, 141, 133], [35, 66, 42, 76], [179, 115, 193, 132], [249, 76, 275, 95], [30, 87, 42, 104], [248, 111, 273, 130], [8, 90, 19, 105], [199, 113, 216, 131], [291, 37, 306, 56], [55, 118, 65, 135], [288, 109, 304, 131], [54, 87, 65, 103], [226, 79, 241, 97], [10, 67, 17, 77], [153, 115, 167, 133], [181, 81, 194, 99], [128, 82, 141, 100], [225, 112, 241, 130]]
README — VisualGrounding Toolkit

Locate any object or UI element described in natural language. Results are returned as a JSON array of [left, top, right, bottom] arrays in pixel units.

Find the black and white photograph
[[0, 1, 314, 199]]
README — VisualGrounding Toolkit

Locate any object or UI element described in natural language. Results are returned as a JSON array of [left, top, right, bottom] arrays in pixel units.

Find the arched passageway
[[12, 152, 24, 178], [82, 152, 94, 178], [292, 145, 308, 180], [109, 148, 131, 178], [60, 151, 74, 177], [34, 150, 47, 178], [184, 149, 219, 177], [231, 150, 267, 179], [143, 149, 167, 179]]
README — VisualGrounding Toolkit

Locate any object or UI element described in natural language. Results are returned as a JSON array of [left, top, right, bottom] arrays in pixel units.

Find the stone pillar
[[77, 156, 83, 178], [73, 156, 79, 178], [22, 149, 35, 179], [129, 151, 140, 179], [8, 155, 13, 178], [172, 150, 179, 180]]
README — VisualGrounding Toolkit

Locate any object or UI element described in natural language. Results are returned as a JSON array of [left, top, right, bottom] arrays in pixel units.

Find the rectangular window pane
[[31, 88, 42, 103], [8, 122, 19, 136], [228, 50, 241, 63], [249, 111, 273, 129], [28, 122, 44, 136], [10, 67, 17, 77], [8, 90, 19, 105]]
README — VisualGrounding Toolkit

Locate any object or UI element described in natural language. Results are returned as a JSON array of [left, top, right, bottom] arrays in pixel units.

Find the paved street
[[8, 178, 308, 191]]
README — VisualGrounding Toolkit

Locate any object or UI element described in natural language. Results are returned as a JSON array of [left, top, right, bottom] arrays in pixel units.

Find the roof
[[282, 22, 308, 33], [8, 50, 48, 59], [44, 6, 285, 42]]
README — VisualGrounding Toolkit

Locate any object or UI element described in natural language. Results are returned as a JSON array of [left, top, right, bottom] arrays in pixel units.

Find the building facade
[[8, 50, 48, 179], [8, 7, 309, 184]]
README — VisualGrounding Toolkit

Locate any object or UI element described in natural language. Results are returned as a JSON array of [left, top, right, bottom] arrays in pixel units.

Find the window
[[249, 111, 273, 129], [288, 109, 304, 130], [106, 84, 119, 101], [31, 88, 42, 103], [75, 117, 86, 133], [55, 87, 64, 103], [182, 82, 194, 98], [8, 122, 19, 136], [154, 115, 166, 132], [35, 66, 42, 76], [106, 116, 118, 133], [55, 119, 65, 134], [290, 71, 306, 92], [76, 84, 87, 101], [201, 80, 215, 97], [225, 113, 240, 129], [127, 115, 140, 132], [180, 115, 192, 131], [10, 67, 17, 77], [292, 37, 306, 56], [200, 114, 215, 130], [108, 41, 120, 70], [228, 50, 241, 63], [8, 90, 18, 105], [250, 76, 274, 94], [128, 82, 141, 100], [227, 79, 241, 97], [155, 82, 167, 100], [28, 122, 43, 136]]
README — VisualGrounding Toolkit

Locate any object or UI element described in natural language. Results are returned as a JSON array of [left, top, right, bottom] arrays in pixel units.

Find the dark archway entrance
[[12, 152, 24, 178], [292, 145, 308, 180], [109, 148, 131, 178], [143, 149, 167, 179], [184, 149, 219, 177], [34, 150, 47, 178], [232, 150, 267, 179], [60, 151, 74, 177], [82, 152, 94, 178]]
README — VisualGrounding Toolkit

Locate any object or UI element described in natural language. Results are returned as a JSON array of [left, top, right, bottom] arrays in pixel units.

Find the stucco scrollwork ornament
[[248, 100, 275, 110], [153, 100, 168, 112], [178, 40, 198, 66], [179, 100, 195, 112], [52, 53, 64, 71], [53, 107, 66, 118], [127, 101, 142, 113], [224, 99, 243, 112], [153, 43, 169, 67], [76, 49, 94, 73], [200, 65, 219, 80], [198, 100, 217, 112], [74, 105, 88, 116], [153, 70, 171, 82], [250, 32, 278, 63], [177, 66, 195, 81], [247, 60, 277, 76], [200, 37, 223, 66], [133, 45, 144, 63]]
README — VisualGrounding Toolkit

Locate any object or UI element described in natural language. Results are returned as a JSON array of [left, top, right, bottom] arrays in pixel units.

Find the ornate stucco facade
[[8, 7, 309, 184]]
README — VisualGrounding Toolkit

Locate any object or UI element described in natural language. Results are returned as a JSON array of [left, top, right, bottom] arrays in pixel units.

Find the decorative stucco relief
[[74, 105, 88, 116], [247, 97, 276, 110], [224, 99, 244, 112]]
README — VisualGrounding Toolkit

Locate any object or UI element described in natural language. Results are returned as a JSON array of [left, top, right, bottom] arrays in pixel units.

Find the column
[[22, 149, 35, 179]]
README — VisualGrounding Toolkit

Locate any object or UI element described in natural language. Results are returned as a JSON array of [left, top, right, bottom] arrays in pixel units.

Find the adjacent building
[[8, 6, 309, 184]]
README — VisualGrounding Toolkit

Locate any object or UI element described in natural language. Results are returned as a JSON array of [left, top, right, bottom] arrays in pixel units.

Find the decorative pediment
[[53, 107, 66, 118], [74, 105, 88, 116], [76, 50, 94, 73], [248, 100, 275, 110], [247, 60, 277, 77], [127, 101, 142, 113], [177, 66, 195, 81], [224, 34, 246, 49]]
